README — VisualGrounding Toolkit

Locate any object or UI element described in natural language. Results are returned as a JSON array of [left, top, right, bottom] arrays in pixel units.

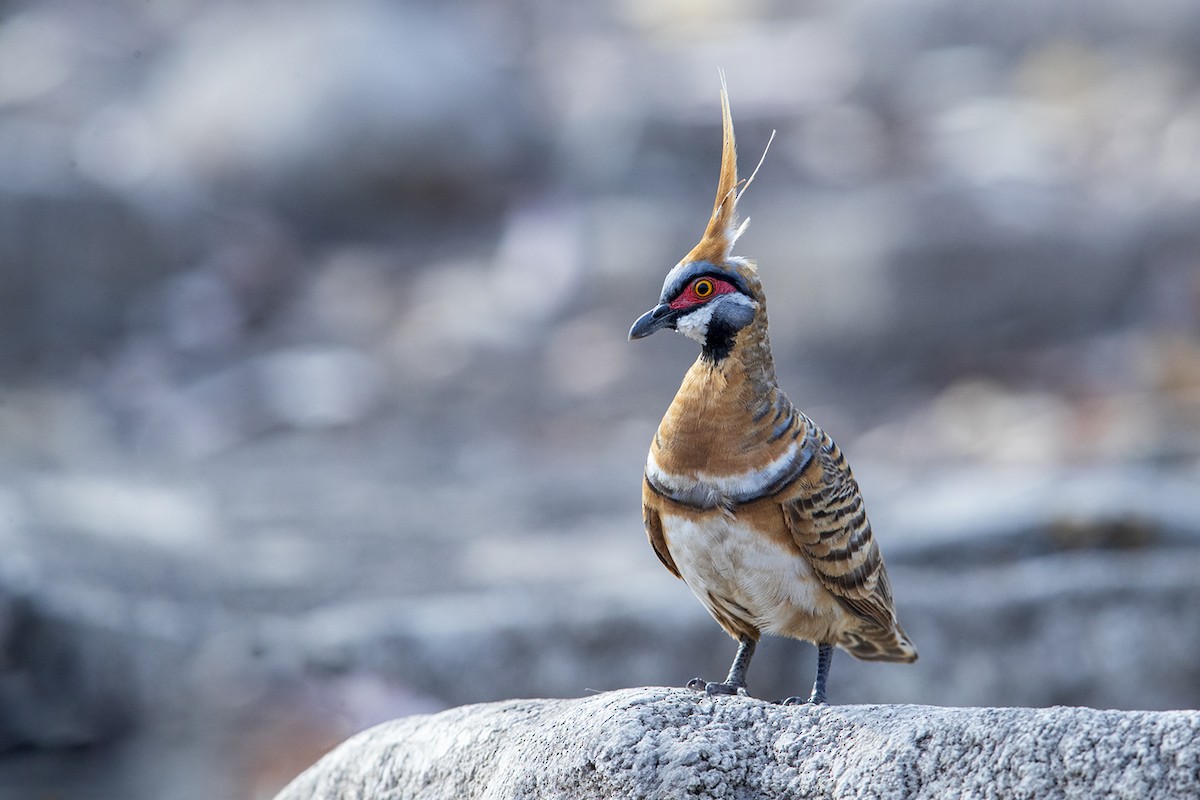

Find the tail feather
[[839, 623, 918, 663]]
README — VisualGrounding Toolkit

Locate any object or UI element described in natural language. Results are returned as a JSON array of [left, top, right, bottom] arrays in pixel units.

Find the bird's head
[[628, 79, 770, 363]]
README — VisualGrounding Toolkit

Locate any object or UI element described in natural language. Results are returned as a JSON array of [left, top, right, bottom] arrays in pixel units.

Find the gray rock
[[275, 687, 1200, 800]]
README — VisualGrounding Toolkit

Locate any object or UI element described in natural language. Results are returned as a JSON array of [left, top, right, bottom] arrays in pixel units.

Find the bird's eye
[[693, 279, 714, 298]]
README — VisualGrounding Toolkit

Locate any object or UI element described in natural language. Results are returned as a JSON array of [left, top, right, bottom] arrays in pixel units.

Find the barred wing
[[781, 419, 916, 661]]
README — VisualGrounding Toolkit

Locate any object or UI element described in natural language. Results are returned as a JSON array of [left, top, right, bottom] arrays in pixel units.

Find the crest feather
[[684, 75, 773, 266]]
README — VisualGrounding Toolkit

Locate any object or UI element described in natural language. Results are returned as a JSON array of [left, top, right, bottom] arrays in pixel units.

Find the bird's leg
[[723, 635, 757, 688], [808, 642, 833, 704], [688, 636, 756, 696], [780, 643, 833, 705]]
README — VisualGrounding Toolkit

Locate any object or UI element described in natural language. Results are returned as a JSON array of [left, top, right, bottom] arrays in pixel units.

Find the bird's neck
[[654, 309, 794, 478], [702, 307, 776, 394]]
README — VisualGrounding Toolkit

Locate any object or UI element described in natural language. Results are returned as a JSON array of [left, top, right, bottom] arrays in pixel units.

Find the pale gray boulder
[[276, 687, 1200, 799]]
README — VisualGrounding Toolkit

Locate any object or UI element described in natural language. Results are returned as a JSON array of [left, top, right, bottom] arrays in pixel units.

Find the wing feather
[[780, 419, 899, 633], [642, 496, 682, 579]]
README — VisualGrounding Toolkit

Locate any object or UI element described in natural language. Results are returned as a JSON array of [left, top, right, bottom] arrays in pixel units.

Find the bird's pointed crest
[[684, 75, 772, 266]]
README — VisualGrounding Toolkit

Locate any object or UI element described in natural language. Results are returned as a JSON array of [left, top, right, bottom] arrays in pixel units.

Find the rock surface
[[275, 687, 1200, 800]]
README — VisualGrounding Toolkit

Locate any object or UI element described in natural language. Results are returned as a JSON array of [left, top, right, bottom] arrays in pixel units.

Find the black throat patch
[[701, 316, 739, 363]]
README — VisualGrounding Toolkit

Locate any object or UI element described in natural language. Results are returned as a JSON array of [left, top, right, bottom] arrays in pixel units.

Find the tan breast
[[651, 349, 800, 482]]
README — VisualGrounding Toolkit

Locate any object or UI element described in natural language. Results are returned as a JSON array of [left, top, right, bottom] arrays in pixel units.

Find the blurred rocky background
[[2, 0, 1200, 797]]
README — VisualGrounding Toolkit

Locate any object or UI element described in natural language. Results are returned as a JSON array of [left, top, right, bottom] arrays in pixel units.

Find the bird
[[628, 82, 916, 705]]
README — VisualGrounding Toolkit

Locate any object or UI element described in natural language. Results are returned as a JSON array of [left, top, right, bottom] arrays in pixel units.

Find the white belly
[[662, 512, 850, 641]]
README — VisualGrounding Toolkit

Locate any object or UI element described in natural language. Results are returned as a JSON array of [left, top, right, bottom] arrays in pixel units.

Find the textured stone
[[275, 687, 1200, 800]]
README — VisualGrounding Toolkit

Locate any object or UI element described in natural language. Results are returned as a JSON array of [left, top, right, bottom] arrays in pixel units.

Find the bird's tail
[[839, 623, 918, 663]]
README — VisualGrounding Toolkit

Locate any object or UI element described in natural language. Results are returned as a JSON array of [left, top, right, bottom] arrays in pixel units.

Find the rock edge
[[275, 686, 1200, 799]]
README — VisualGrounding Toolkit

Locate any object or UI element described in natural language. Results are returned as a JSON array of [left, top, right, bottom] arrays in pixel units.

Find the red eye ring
[[669, 276, 736, 309]]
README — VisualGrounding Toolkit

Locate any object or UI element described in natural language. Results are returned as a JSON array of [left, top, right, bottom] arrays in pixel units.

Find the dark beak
[[629, 303, 676, 340]]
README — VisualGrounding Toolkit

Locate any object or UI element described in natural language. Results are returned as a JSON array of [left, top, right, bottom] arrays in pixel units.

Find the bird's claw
[[777, 695, 826, 706], [687, 678, 747, 697]]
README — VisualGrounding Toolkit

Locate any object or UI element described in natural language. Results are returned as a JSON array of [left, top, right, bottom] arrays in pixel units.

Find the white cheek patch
[[675, 304, 716, 344]]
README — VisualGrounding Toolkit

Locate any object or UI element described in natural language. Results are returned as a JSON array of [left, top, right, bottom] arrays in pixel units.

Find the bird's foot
[[777, 694, 826, 706], [686, 678, 747, 697]]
